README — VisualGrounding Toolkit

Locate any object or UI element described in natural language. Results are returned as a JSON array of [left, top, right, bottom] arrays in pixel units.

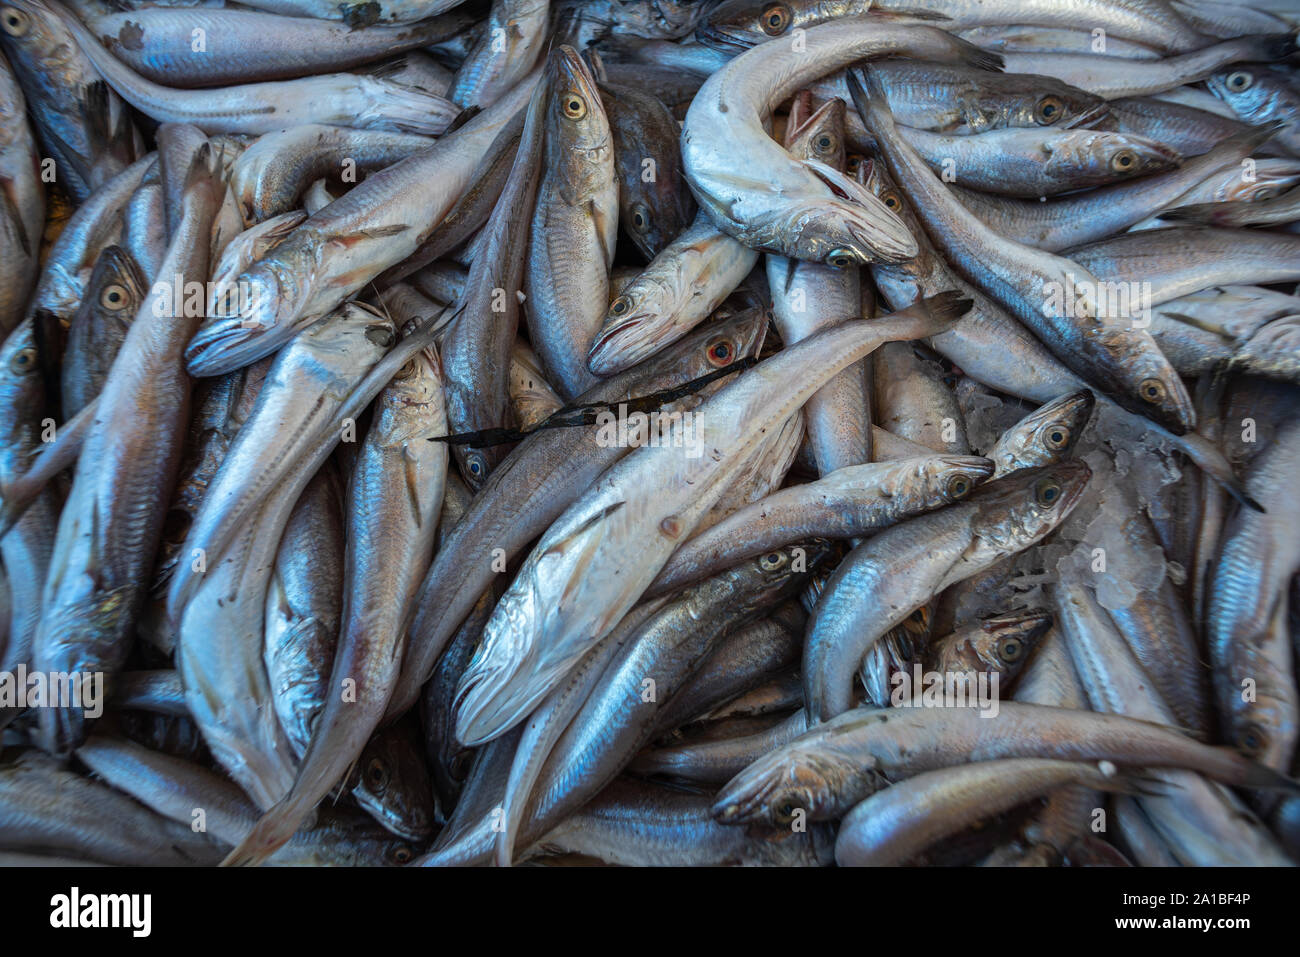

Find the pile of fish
[[0, 0, 1299, 868]]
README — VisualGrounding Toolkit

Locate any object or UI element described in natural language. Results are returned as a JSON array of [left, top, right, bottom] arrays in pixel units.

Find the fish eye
[[880, 190, 903, 213], [760, 3, 791, 35], [630, 203, 651, 234], [1139, 377, 1167, 403], [99, 282, 130, 310], [366, 758, 390, 794], [827, 248, 855, 269], [705, 337, 733, 366], [562, 91, 587, 120], [365, 324, 395, 347], [1238, 725, 1268, 757], [759, 551, 787, 571], [609, 296, 632, 318], [9, 347, 36, 374], [1110, 149, 1137, 173], [1034, 95, 1065, 125], [1, 8, 29, 35], [774, 799, 800, 824], [1034, 477, 1062, 508], [465, 453, 485, 479], [1044, 423, 1070, 450], [390, 845, 414, 864], [999, 638, 1024, 662], [1226, 71, 1253, 92], [814, 133, 835, 153], [946, 474, 973, 500]]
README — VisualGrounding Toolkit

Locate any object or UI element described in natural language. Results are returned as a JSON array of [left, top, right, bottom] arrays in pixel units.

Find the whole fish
[[184, 72, 538, 377], [712, 702, 1299, 828], [852, 67, 1196, 435], [600, 78, 696, 261], [835, 759, 1138, 866], [524, 46, 618, 400], [386, 305, 768, 722], [0, 54, 42, 335], [646, 455, 994, 597], [225, 343, 447, 865], [42, 0, 459, 137], [682, 19, 1007, 266], [997, 36, 1297, 100], [1209, 414, 1300, 770], [442, 71, 545, 486], [452, 295, 967, 747], [947, 125, 1276, 251], [88, 7, 472, 87], [804, 461, 1090, 723], [0, 0, 138, 202], [34, 135, 222, 755], [264, 462, 345, 760], [768, 95, 873, 473], [699, 0, 1210, 55], [897, 125, 1181, 198]]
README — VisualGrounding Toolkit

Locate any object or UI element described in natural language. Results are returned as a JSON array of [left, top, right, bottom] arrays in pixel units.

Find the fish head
[[548, 46, 615, 204], [1207, 64, 1296, 125], [600, 299, 769, 388], [312, 809, 420, 866], [80, 244, 146, 329], [988, 389, 1095, 477], [966, 609, 1053, 681], [712, 741, 847, 827], [1207, 158, 1300, 204], [769, 186, 918, 267], [966, 459, 1092, 558], [1098, 323, 1196, 434], [994, 74, 1110, 131], [588, 270, 682, 375], [350, 719, 437, 843], [187, 258, 308, 377], [784, 95, 847, 170], [1050, 130, 1185, 184], [0, 318, 45, 453], [909, 454, 996, 507], [0, 0, 74, 79], [374, 341, 445, 446], [726, 538, 838, 613], [697, 0, 830, 53]]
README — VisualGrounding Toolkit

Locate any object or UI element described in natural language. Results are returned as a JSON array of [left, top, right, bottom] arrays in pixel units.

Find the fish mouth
[[185, 314, 299, 378], [587, 313, 657, 375], [710, 772, 776, 825], [982, 608, 1054, 638], [1054, 459, 1094, 514], [452, 657, 543, 748], [694, 21, 755, 55], [841, 205, 918, 264]]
